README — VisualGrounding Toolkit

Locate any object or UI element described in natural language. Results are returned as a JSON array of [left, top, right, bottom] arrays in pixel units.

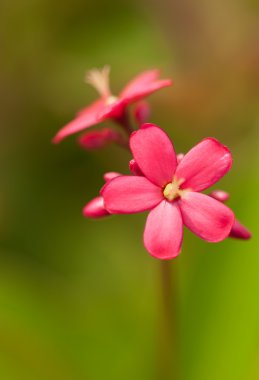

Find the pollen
[[85, 65, 113, 99], [163, 177, 187, 201]]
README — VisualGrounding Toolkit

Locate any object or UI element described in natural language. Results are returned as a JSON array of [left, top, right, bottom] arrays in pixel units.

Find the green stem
[[157, 261, 180, 380]]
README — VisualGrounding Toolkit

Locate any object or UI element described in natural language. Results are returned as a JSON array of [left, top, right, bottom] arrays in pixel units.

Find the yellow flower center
[[163, 177, 188, 201]]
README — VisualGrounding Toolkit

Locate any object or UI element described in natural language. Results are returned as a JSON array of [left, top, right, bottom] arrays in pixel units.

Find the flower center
[[106, 95, 118, 105], [85, 66, 117, 104], [163, 177, 186, 201]]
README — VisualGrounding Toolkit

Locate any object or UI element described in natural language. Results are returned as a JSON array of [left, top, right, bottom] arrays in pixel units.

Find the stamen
[[85, 65, 112, 98], [163, 177, 188, 201], [106, 95, 118, 105]]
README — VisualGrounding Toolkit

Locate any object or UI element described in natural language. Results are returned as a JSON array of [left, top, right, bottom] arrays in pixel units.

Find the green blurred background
[[0, 0, 259, 379]]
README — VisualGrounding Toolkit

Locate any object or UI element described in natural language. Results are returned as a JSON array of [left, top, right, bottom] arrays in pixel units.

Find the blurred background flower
[[0, 0, 258, 379]]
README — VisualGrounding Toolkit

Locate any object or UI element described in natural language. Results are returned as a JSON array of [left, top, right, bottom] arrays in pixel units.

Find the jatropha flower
[[52, 67, 172, 144], [83, 131, 251, 249], [100, 124, 235, 259], [84, 180, 251, 241]]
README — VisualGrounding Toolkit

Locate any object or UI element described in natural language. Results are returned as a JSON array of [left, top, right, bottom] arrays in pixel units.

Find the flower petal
[[119, 69, 160, 99], [97, 99, 126, 120], [99, 71, 172, 119], [175, 138, 233, 191], [229, 219, 252, 240], [120, 79, 172, 104], [102, 175, 163, 214], [83, 196, 109, 218], [179, 192, 234, 242], [130, 124, 177, 187], [144, 200, 183, 259], [52, 99, 105, 143]]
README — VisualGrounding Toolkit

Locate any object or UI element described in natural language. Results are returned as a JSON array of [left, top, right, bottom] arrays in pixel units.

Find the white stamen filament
[[163, 177, 189, 201], [85, 65, 112, 98]]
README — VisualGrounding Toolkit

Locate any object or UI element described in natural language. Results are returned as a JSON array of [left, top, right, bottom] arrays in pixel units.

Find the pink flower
[[209, 190, 252, 240], [52, 67, 172, 143], [101, 124, 235, 259]]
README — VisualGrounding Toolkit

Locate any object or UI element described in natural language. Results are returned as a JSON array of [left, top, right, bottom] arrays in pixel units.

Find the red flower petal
[[52, 99, 105, 143], [120, 79, 172, 104], [179, 192, 234, 242], [102, 175, 163, 214], [97, 99, 126, 120], [175, 138, 232, 192], [83, 196, 110, 218], [130, 124, 177, 187], [119, 69, 160, 99], [229, 219, 252, 240], [144, 200, 183, 259]]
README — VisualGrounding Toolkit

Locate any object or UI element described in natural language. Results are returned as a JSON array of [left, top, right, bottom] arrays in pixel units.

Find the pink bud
[[83, 196, 109, 218], [129, 159, 143, 176], [209, 190, 230, 203], [103, 172, 121, 182], [177, 153, 185, 164], [78, 128, 122, 150], [134, 101, 150, 126], [229, 220, 252, 240]]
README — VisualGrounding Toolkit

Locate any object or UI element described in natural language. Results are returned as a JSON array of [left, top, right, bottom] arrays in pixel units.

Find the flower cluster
[[54, 67, 251, 259]]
